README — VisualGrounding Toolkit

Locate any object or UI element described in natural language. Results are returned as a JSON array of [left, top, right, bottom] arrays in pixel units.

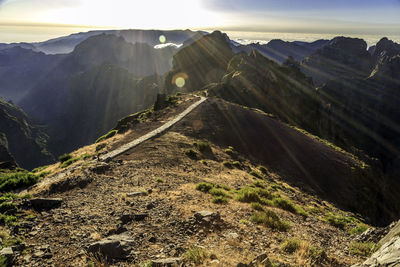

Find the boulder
[[89, 162, 110, 174], [151, 257, 181, 267], [30, 198, 62, 210], [194, 211, 222, 225], [88, 233, 135, 260], [0, 247, 13, 257], [48, 175, 93, 194]]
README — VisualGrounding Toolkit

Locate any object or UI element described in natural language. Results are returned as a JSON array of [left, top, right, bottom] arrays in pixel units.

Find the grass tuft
[[58, 153, 72, 163], [249, 170, 263, 179], [0, 172, 39, 192], [196, 182, 214, 193], [250, 202, 264, 211], [212, 196, 228, 204], [95, 130, 118, 143], [251, 210, 290, 231], [281, 238, 301, 254], [349, 242, 375, 257], [184, 246, 209, 265]]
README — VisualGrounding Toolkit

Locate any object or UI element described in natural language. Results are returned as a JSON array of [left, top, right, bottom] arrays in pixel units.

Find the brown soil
[[11, 96, 371, 266]]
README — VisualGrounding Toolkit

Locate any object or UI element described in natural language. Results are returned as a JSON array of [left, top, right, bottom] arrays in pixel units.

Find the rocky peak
[[372, 37, 400, 63], [327, 36, 368, 56]]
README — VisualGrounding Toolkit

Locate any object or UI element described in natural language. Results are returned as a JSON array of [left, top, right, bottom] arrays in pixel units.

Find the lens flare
[[175, 77, 185, 88], [172, 72, 188, 88], [159, 35, 166, 44]]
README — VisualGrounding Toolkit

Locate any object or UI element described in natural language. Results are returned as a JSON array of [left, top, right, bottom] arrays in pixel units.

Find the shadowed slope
[[172, 98, 400, 225]]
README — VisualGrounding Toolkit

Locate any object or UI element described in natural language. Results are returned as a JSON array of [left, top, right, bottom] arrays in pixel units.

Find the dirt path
[[99, 96, 207, 162]]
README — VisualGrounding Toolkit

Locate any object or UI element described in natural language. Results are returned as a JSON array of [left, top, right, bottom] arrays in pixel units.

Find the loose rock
[[30, 198, 62, 210], [87, 233, 135, 260]]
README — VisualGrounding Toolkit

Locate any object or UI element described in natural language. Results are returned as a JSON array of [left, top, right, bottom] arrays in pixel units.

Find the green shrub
[[326, 213, 351, 229], [212, 196, 228, 204], [0, 172, 39, 191], [58, 153, 72, 163], [257, 166, 269, 174], [349, 242, 375, 257], [239, 219, 249, 225], [31, 165, 49, 173], [251, 210, 290, 231], [349, 224, 369, 235], [209, 188, 228, 197], [272, 197, 297, 213], [251, 181, 266, 188], [38, 171, 50, 178], [0, 202, 16, 213], [95, 130, 118, 143], [235, 187, 274, 204], [251, 202, 264, 211], [196, 182, 214, 193], [184, 246, 209, 265], [60, 157, 80, 168], [156, 178, 165, 183], [184, 149, 197, 160], [281, 238, 301, 254], [194, 142, 212, 153], [249, 170, 263, 179], [0, 215, 17, 226], [236, 187, 262, 203]]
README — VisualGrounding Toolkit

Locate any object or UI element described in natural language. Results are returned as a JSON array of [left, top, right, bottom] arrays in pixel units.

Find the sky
[[0, 0, 400, 43]]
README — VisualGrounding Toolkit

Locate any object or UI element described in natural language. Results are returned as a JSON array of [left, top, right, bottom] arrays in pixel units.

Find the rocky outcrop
[[353, 220, 400, 266]]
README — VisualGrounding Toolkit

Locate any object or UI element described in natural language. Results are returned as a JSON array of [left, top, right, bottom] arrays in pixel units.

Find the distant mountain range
[[0, 29, 207, 54], [0, 29, 399, 177]]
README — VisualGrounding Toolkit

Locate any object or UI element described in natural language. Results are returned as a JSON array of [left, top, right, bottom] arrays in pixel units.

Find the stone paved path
[[99, 96, 207, 162]]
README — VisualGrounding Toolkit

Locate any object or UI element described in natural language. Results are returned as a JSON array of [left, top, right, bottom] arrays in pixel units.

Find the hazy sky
[[1, 0, 400, 42]]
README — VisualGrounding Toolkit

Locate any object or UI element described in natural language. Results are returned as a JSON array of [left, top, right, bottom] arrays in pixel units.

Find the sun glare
[[25, 0, 222, 29]]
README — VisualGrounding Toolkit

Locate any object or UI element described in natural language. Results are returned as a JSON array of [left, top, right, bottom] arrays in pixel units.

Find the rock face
[[353, 220, 400, 266], [207, 49, 320, 133], [0, 97, 54, 169], [301, 36, 373, 86], [87, 233, 135, 260], [0, 132, 17, 169]]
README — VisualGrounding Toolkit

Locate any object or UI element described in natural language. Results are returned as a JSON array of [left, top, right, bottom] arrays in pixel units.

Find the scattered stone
[[120, 213, 148, 224], [147, 202, 156, 210], [194, 210, 222, 227], [151, 257, 181, 267], [89, 162, 110, 174], [48, 175, 93, 194], [127, 192, 147, 197], [0, 247, 13, 257], [88, 233, 135, 260], [30, 198, 62, 210]]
